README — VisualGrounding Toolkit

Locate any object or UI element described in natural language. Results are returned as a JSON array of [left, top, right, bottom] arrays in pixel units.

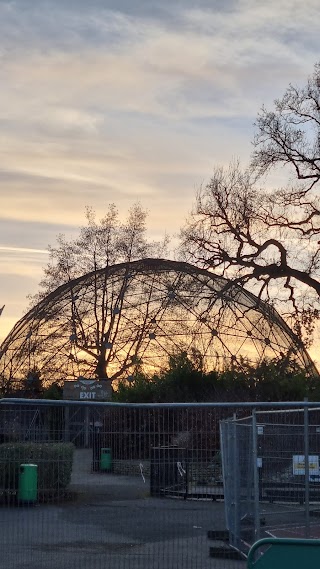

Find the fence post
[[252, 409, 260, 541], [85, 406, 90, 448], [304, 398, 310, 538], [232, 413, 240, 550], [64, 405, 70, 442]]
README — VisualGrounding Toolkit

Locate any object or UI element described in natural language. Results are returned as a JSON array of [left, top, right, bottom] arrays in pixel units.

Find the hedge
[[0, 442, 74, 500]]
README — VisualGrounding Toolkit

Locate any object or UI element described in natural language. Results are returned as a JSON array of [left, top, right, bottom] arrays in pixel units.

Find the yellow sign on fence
[[292, 455, 319, 477]]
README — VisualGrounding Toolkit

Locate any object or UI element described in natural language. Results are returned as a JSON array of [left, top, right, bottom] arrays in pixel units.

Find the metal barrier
[[1, 398, 320, 569], [221, 406, 320, 556], [247, 538, 320, 569]]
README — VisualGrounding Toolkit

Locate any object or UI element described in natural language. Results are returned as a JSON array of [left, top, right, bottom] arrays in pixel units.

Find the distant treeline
[[113, 352, 320, 403], [6, 351, 319, 402]]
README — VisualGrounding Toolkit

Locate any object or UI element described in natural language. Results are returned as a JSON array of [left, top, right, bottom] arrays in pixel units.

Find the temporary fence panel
[[220, 415, 256, 552], [220, 405, 320, 557]]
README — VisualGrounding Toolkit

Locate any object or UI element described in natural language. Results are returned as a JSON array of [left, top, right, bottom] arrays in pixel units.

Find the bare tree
[[1, 204, 169, 386], [252, 62, 320, 185], [33, 203, 166, 301], [181, 64, 320, 346]]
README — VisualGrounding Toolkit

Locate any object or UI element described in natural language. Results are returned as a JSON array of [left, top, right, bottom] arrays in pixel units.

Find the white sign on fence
[[292, 455, 320, 479]]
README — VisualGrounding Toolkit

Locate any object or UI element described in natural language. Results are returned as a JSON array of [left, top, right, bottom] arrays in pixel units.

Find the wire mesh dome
[[0, 258, 317, 388]]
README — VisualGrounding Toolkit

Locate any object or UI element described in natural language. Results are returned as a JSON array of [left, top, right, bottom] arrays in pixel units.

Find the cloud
[[1, 0, 318, 161], [0, 246, 47, 255], [1, 1, 317, 228], [1, 1, 318, 123], [0, 218, 77, 252]]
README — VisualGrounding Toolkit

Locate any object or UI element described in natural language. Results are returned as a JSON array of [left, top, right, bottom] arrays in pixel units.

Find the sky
[[1, 0, 320, 356]]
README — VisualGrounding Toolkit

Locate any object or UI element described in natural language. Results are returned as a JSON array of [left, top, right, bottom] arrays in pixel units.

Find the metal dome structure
[[0, 258, 317, 389]]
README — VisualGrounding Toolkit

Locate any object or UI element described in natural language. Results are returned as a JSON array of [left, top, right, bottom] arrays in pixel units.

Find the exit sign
[[63, 378, 112, 400]]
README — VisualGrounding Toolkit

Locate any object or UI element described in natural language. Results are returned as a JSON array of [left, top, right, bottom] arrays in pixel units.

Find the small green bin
[[100, 448, 112, 471], [18, 464, 38, 504]]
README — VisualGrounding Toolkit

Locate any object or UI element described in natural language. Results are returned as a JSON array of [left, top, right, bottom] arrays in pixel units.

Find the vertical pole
[[64, 405, 70, 442], [304, 398, 310, 538], [85, 405, 90, 448], [232, 413, 240, 550], [252, 409, 260, 541], [220, 422, 230, 535]]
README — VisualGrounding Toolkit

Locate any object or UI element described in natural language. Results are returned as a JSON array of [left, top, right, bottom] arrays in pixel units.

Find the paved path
[[0, 449, 245, 569], [0, 497, 244, 569]]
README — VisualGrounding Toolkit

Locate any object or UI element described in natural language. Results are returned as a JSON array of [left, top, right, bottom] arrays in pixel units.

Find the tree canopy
[[32, 203, 168, 303], [114, 351, 317, 403], [252, 63, 320, 185], [181, 63, 320, 347]]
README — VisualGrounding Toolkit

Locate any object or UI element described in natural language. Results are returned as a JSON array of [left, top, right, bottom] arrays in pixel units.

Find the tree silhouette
[[181, 63, 320, 347]]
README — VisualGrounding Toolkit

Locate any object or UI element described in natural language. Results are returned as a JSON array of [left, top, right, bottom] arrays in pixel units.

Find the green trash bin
[[100, 448, 112, 471], [18, 464, 38, 504]]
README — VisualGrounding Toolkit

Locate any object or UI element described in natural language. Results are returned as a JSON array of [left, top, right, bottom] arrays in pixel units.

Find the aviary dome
[[0, 258, 316, 388]]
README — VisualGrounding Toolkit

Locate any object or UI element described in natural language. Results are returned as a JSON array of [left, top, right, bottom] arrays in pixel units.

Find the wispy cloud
[[0, 246, 47, 255]]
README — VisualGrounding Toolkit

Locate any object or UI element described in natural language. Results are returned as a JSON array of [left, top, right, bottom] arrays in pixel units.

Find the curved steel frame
[[0, 258, 317, 388]]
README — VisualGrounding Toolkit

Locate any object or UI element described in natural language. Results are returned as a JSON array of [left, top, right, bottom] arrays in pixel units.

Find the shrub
[[0, 442, 74, 499]]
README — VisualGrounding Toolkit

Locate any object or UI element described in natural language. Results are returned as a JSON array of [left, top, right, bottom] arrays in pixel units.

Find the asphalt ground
[[0, 475, 245, 569], [1, 448, 317, 568]]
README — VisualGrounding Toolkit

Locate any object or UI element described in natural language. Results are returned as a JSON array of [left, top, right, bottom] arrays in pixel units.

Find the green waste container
[[100, 448, 112, 471], [18, 464, 38, 504]]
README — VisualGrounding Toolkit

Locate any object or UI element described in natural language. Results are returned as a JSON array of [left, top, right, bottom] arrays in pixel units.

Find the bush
[[0, 442, 74, 500], [114, 353, 312, 403]]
